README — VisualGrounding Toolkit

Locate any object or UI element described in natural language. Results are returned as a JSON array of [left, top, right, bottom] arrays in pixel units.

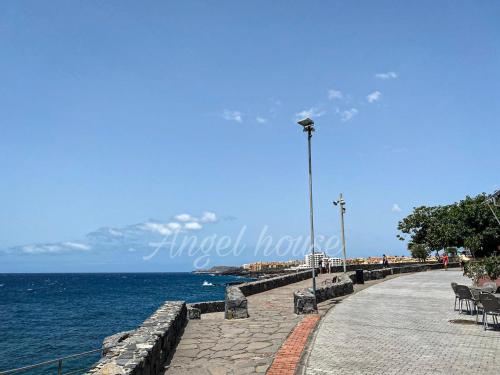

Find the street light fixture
[[333, 194, 347, 273], [486, 189, 500, 226], [297, 117, 317, 303]]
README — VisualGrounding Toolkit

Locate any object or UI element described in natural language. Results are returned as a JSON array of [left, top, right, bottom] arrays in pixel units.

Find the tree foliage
[[397, 194, 500, 257], [408, 243, 430, 262], [464, 257, 500, 283]]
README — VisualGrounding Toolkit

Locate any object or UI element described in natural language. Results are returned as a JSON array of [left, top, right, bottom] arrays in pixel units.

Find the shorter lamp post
[[333, 194, 347, 273]]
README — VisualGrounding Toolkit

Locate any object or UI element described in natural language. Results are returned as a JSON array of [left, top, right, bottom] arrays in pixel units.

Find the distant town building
[[242, 254, 435, 272], [242, 260, 303, 272], [305, 252, 327, 268], [327, 257, 343, 267]]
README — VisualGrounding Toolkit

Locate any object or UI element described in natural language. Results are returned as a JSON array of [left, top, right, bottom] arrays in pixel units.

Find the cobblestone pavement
[[304, 270, 500, 375], [164, 273, 337, 375]]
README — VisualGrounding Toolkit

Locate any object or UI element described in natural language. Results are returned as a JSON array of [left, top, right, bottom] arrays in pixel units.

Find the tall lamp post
[[333, 194, 347, 273], [297, 117, 317, 300]]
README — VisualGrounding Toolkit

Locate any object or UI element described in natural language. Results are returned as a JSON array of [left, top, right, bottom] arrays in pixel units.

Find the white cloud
[[5, 211, 220, 255], [174, 214, 193, 222], [20, 244, 63, 254], [166, 222, 182, 231], [18, 242, 91, 254], [340, 108, 358, 122], [367, 91, 382, 103], [295, 107, 326, 120], [108, 228, 123, 237], [328, 89, 343, 100], [141, 222, 172, 236], [222, 109, 243, 123], [185, 222, 202, 230], [141, 221, 184, 235], [200, 212, 217, 223], [392, 203, 402, 212], [375, 72, 398, 80], [63, 242, 91, 251], [256, 116, 268, 124], [174, 212, 216, 224]]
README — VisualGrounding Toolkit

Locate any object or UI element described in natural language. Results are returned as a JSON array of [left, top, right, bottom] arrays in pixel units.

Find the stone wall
[[314, 277, 354, 303], [238, 270, 313, 297], [294, 276, 354, 314], [224, 270, 315, 319], [347, 263, 459, 284], [188, 300, 225, 313], [86, 301, 187, 375], [186, 300, 225, 320], [330, 261, 443, 273], [295, 263, 459, 314]]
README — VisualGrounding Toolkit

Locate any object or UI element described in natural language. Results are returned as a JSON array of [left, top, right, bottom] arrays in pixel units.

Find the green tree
[[397, 194, 500, 257], [408, 242, 430, 262]]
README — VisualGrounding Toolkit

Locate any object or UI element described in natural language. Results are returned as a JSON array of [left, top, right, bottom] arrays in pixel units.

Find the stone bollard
[[187, 307, 201, 320], [225, 286, 249, 319], [294, 289, 317, 314], [355, 269, 364, 284]]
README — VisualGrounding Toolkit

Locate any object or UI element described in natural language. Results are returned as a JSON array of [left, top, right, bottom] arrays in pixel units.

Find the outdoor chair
[[478, 293, 500, 330], [481, 282, 498, 293], [469, 288, 484, 323], [451, 282, 459, 310], [455, 285, 475, 315]]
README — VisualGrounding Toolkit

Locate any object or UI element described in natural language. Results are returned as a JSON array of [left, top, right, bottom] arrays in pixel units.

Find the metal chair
[[455, 285, 475, 315], [451, 282, 460, 310], [479, 293, 500, 330], [469, 288, 484, 323]]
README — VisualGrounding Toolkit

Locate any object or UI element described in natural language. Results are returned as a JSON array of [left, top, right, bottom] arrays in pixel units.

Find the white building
[[327, 257, 343, 267], [305, 252, 326, 268]]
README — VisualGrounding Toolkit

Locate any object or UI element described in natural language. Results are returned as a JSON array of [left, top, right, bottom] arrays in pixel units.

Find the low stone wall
[[189, 300, 225, 313], [86, 301, 187, 375], [347, 263, 459, 284], [331, 261, 459, 273], [187, 300, 225, 320], [224, 270, 315, 319], [238, 270, 313, 297], [315, 277, 354, 303], [295, 263, 458, 314], [294, 276, 354, 314], [329, 261, 435, 273]]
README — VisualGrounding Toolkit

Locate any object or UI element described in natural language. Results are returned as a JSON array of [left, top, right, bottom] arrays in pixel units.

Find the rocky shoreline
[[191, 265, 295, 279]]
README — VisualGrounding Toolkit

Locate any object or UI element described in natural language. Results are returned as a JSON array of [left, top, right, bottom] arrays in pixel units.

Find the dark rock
[[187, 307, 201, 320], [224, 286, 248, 319], [294, 289, 317, 314]]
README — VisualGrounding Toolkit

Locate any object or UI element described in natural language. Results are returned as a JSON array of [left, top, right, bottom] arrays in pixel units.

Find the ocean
[[0, 272, 250, 374]]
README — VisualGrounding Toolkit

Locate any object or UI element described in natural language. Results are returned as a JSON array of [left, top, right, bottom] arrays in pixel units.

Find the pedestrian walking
[[442, 254, 449, 270], [382, 254, 389, 268]]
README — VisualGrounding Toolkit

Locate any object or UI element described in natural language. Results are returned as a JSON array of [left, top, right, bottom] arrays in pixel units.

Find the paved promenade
[[164, 273, 336, 375], [304, 270, 500, 375]]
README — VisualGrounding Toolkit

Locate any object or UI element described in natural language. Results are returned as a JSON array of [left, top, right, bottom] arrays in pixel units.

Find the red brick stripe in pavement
[[267, 315, 320, 375]]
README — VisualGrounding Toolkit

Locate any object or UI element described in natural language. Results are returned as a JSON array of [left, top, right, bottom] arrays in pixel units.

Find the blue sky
[[1, 1, 499, 272]]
